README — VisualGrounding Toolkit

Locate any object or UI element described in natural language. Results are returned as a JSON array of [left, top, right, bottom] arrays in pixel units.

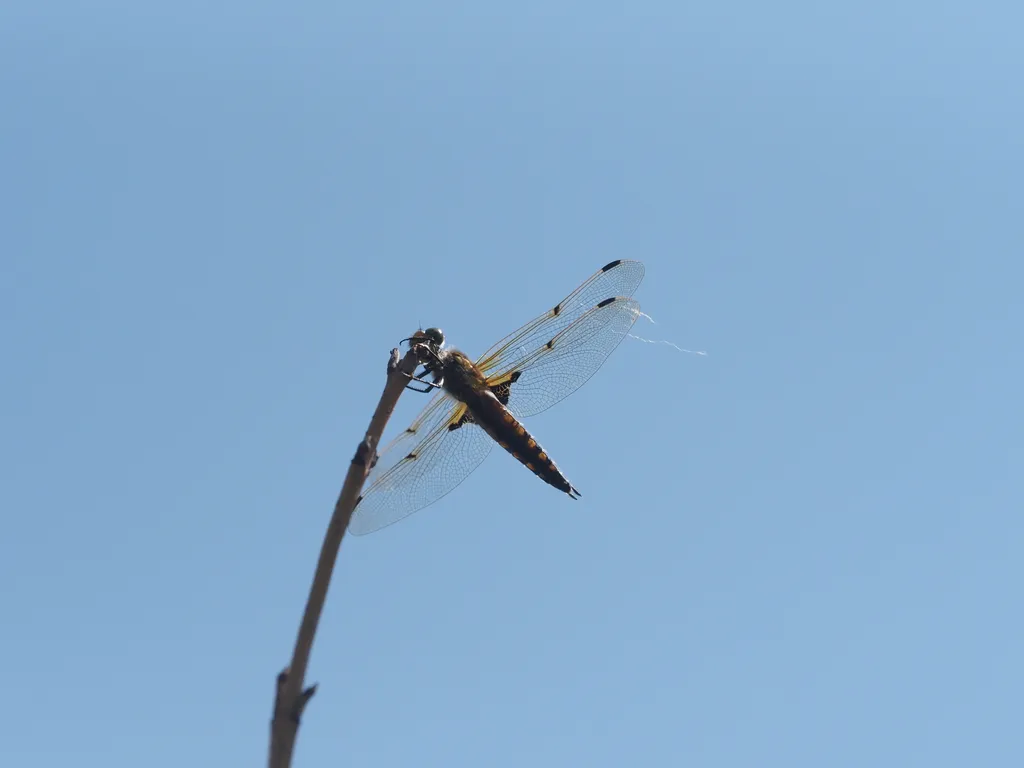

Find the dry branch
[[268, 345, 423, 768]]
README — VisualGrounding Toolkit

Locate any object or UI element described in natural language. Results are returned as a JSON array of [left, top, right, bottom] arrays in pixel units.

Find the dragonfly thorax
[[435, 348, 489, 402]]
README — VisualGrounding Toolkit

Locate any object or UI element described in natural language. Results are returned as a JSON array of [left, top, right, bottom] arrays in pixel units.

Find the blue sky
[[2, 2, 1022, 766]]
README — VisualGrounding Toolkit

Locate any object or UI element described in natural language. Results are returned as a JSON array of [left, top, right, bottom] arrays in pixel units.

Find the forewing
[[489, 297, 641, 419], [476, 259, 644, 377], [348, 392, 494, 536]]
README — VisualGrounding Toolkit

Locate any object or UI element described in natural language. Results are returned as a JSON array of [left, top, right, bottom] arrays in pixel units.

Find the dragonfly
[[348, 259, 645, 536]]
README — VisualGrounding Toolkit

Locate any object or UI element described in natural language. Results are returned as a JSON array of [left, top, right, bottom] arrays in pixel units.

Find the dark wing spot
[[404, 452, 417, 460], [489, 371, 522, 406], [553, 304, 561, 316], [546, 339, 554, 349], [601, 259, 622, 271], [491, 381, 510, 404], [406, 427, 416, 434], [448, 411, 476, 431], [597, 297, 617, 308]]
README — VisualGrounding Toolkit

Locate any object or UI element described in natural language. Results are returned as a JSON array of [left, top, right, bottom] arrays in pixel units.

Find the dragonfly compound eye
[[423, 327, 445, 348]]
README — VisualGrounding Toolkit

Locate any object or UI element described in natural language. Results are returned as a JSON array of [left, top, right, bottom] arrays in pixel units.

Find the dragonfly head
[[420, 327, 445, 350], [403, 328, 446, 369], [402, 328, 445, 349]]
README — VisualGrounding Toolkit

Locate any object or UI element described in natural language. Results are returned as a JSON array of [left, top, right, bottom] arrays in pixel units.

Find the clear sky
[[2, 2, 1022, 766]]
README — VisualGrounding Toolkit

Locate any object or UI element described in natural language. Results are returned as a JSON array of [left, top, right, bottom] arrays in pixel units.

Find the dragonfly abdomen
[[470, 392, 581, 500]]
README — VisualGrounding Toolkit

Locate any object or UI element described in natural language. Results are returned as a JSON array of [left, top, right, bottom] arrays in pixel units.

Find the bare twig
[[268, 345, 423, 768]]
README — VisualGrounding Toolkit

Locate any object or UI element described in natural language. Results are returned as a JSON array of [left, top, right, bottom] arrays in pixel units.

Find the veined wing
[[349, 392, 495, 536], [476, 259, 644, 381], [486, 295, 642, 419]]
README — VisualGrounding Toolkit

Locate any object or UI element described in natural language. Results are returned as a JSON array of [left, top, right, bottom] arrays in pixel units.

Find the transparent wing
[[348, 393, 495, 536], [476, 259, 645, 378], [486, 296, 642, 419]]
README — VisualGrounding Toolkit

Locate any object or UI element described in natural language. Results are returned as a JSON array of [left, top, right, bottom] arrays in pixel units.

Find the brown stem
[[268, 346, 423, 768]]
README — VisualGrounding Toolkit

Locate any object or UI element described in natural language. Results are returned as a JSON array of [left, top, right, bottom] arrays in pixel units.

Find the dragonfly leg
[[403, 370, 444, 393]]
